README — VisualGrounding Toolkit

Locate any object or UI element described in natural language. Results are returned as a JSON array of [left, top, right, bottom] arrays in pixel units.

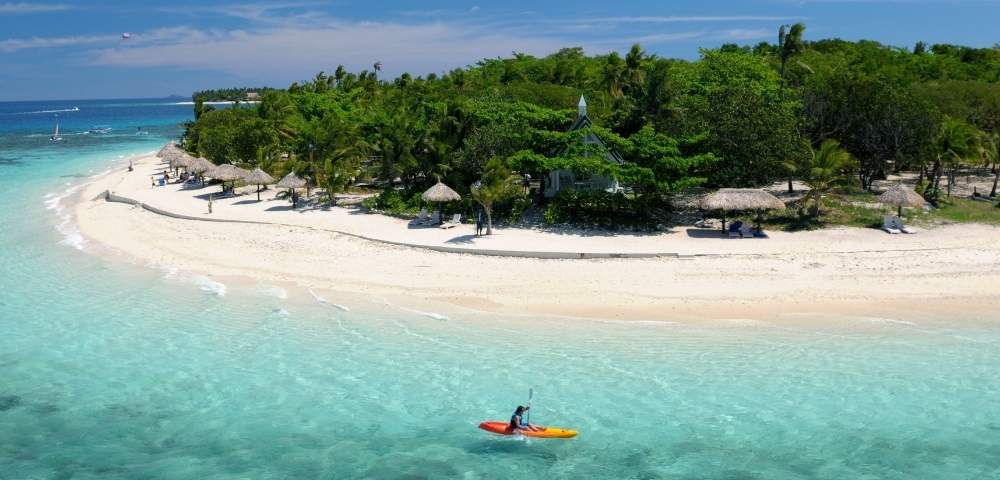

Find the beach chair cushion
[[882, 216, 901, 234], [893, 216, 915, 234], [411, 209, 428, 224]]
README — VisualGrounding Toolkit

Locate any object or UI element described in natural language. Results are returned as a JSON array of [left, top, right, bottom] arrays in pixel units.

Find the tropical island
[[77, 26, 1000, 320], [179, 27, 1000, 231]]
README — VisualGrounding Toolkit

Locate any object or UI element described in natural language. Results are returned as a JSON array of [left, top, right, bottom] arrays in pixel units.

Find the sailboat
[[50, 115, 63, 142]]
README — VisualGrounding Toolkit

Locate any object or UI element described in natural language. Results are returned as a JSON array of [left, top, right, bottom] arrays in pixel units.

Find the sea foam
[[191, 276, 227, 296]]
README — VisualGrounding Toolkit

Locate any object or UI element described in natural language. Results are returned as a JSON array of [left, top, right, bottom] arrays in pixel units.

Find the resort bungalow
[[543, 96, 625, 198]]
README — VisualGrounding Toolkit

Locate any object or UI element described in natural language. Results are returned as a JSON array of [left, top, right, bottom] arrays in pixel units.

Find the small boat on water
[[89, 125, 112, 134], [50, 115, 63, 142], [478, 421, 578, 438]]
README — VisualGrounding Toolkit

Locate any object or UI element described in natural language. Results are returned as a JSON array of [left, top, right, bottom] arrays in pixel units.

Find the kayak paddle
[[527, 387, 533, 426]]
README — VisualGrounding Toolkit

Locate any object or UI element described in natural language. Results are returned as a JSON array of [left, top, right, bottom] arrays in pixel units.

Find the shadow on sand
[[444, 234, 477, 245]]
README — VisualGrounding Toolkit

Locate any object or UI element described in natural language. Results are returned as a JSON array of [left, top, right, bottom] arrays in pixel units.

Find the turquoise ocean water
[[1, 99, 999, 479]]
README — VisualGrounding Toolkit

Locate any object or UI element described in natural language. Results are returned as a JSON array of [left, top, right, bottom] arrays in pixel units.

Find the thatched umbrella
[[185, 157, 214, 186], [701, 188, 785, 232], [243, 168, 276, 201], [879, 183, 926, 217], [157, 142, 180, 159], [276, 172, 307, 205], [167, 151, 192, 171], [187, 157, 215, 174], [205, 164, 247, 194], [421, 181, 461, 224]]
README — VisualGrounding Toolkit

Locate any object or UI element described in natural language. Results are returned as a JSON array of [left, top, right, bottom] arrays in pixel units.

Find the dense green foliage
[[182, 32, 1000, 227], [192, 87, 276, 103]]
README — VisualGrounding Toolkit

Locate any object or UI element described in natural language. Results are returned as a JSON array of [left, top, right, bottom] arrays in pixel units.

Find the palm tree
[[930, 117, 980, 198], [334, 65, 346, 87], [778, 23, 806, 85], [601, 52, 626, 99], [624, 44, 646, 95], [778, 23, 806, 193], [373, 61, 383, 81], [800, 139, 855, 215], [471, 157, 518, 235], [983, 132, 1000, 198]]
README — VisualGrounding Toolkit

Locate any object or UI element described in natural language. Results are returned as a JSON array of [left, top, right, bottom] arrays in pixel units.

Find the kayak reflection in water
[[509, 405, 541, 433]]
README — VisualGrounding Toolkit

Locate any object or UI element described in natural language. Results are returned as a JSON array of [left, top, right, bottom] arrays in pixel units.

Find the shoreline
[[69, 153, 1000, 322]]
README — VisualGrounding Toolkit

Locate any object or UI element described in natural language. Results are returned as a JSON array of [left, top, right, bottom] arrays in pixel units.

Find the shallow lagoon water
[[2, 100, 1000, 479]]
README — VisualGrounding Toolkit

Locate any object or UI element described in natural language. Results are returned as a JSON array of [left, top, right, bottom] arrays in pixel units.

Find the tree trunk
[[485, 208, 494, 235], [787, 177, 794, 194], [930, 159, 942, 194], [946, 165, 957, 197], [991, 168, 999, 198]]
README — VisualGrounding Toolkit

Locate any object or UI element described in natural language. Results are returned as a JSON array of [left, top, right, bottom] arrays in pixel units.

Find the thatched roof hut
[[421, 181, 461, 203], [276, 172, 307, 189], [879, 184, 926, 216], [701, 189, 785, 211]]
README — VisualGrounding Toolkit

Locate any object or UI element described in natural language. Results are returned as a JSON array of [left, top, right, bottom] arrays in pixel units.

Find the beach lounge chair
[[882, 215, 901, 234], [440, 213, 462, 229], [728, 222, 742, 238], [740, 225, 755, 239], [410, 209, 429, 225], [893, 216, 916, 234], [426, 211, 441, 226]]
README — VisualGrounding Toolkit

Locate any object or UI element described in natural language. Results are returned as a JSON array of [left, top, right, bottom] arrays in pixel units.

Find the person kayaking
[[509, 405, 540, 433]]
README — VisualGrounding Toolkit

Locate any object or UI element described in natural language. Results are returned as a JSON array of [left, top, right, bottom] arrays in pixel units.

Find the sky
[[0, 0, 997, 101]]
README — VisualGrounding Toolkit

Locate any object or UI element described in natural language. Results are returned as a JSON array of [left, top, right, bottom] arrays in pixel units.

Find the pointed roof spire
[[578, 95, 587, 118]]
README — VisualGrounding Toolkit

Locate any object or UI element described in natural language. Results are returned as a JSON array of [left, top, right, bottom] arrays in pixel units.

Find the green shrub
[[365, 189, 424, 215], [543, 190, 665, 230]]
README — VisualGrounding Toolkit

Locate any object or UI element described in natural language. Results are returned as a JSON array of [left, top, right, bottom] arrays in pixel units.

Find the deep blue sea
[[2, 99, 1000, 479]]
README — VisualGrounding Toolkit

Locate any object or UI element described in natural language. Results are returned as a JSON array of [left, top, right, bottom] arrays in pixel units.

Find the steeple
[[578, 95, 587, 118]]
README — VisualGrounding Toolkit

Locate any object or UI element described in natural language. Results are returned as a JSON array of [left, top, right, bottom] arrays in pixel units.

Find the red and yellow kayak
[[478, 421, 578, 438]]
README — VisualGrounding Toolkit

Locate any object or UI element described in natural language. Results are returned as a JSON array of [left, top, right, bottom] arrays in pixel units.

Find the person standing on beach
[[476, 209, 485, 236]]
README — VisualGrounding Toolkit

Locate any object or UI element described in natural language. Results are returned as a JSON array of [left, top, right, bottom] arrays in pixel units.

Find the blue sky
[[0, 0, 997, 101]]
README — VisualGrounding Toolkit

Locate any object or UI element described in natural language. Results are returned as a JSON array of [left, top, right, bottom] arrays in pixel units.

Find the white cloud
[[0, 2, 71, 14], [0, 34, 114, 52], [563, 15, 804, 24], [717, 29, 774, 41], [0, 27, 203, 53], [91, 22, 573, 80]]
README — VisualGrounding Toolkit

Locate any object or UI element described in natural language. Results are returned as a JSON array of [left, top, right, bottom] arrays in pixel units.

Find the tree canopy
[[182, 32, 1000, 224]]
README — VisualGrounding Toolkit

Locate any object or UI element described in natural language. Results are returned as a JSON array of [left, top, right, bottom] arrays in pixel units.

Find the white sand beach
[[73, 153, 1000, 321]]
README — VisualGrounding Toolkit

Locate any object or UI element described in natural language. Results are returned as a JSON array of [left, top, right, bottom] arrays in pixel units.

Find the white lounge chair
[[410, 208, 429, 225], [893, 216, 916, 234], [440, 213, 462, 229], [882, 215, 901, 234], [740, 225, 755, 239]]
